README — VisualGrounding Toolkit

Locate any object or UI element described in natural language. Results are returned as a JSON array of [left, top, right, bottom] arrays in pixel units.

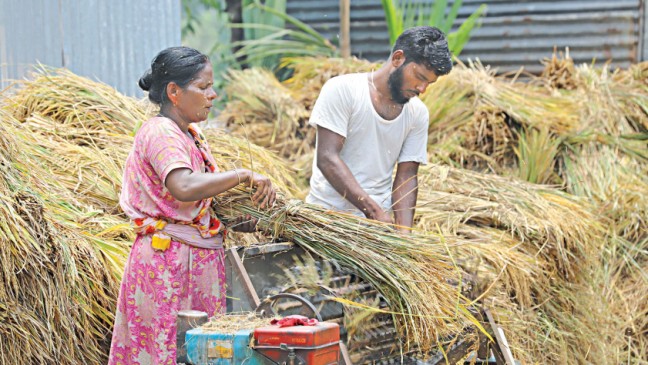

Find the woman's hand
[[230, 214, 258, 232], [241, 171, 276, 209]]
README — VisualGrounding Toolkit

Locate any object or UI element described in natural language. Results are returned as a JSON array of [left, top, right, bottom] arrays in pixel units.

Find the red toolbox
[[253, 322, 340, 365]]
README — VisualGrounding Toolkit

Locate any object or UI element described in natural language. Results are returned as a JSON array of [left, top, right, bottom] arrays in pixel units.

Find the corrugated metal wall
[[0, 0, 180, 97], [287, 0, 643, 73]]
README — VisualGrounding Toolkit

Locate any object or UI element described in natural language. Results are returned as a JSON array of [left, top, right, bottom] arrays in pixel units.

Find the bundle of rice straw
[[202, 128, 304, 245], [281, 56, 378, 110], [562, 144, 647, 243], [219, 68, 311, 160], [415, 164, 600, 280], [8, 66, 153, 144], [0, 108, 122, 365], [214, 190, 484, 354], [540, 48, 578, 90], [422, 62, 582, 173]]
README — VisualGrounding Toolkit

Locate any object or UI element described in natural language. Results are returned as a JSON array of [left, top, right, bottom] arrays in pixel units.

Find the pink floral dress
[[108, 117, 226, 365]]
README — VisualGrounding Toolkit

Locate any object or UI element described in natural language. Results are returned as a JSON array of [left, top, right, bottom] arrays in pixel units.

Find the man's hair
[[392, 26, 453, 76]]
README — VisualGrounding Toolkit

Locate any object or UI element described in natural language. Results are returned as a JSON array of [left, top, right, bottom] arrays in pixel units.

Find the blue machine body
[[184, 327, 268, 365]]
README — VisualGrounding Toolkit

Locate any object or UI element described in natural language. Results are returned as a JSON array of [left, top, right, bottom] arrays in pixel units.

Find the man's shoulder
[[407, 97, 429, 121], [324, 72, 367, 88], [408, 96, 427, 111]]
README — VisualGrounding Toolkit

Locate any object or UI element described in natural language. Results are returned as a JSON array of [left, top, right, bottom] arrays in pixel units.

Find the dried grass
[[201, 313, 271, 334], [0, 108, 123, 365], [281, 56, 377, 111], [219, 68, 312, 160], [214, 190, 482, 354]]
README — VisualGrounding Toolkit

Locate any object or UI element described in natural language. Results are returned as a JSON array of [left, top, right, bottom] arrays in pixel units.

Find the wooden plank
[[227, 247, 261, 308], [339, 341, 353, 365], [484, 308, 516, 365], [242, 242, 294, 257]]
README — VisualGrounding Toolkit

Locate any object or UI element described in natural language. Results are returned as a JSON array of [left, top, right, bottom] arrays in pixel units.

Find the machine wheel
[[255, 292, 323, 321]]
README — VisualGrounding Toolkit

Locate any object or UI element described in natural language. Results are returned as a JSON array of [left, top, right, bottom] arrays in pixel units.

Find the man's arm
[[392, 161, 420, 232], [316, 126, 393, 224]]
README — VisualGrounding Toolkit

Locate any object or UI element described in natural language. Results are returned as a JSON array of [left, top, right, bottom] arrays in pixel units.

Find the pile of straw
[[219, 68, 311, 161], [201, 313, 271, 334], [412, 164, 618, 362], [0, 108, 123, 365]]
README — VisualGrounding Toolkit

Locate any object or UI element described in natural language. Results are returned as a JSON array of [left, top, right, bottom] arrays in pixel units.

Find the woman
[[108, 46, 276, 365]]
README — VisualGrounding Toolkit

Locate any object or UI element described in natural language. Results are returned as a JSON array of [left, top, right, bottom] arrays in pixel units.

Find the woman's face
[[176, 63, 217, 123]]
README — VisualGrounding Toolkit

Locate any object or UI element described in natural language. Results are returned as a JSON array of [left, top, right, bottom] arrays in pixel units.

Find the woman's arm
[[165, 168, 276, 208]]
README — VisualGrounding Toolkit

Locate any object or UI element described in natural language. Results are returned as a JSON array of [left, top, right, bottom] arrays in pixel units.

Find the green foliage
[[182, 0, 225, 37], [514, 127, 562, 184], [182, 0, 236, 98], [380, 0, 486, 57], [234, 1, 337, 69], [241, 0, 287, 68], [181, 0, 337, 82]]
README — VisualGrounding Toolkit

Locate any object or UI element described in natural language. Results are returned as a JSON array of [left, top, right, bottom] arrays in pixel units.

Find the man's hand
[[366, 207, 394, 225]]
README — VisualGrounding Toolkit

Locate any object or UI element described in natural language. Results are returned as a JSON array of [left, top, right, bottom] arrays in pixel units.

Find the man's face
[[388, 61, 439, 104]]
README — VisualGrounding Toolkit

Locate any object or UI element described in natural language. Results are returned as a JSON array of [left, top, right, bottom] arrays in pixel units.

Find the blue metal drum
[[184, 328, 268, 365]]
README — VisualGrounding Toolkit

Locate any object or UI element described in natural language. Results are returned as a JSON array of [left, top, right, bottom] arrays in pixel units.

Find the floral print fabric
[[109, 117, 226, 365]]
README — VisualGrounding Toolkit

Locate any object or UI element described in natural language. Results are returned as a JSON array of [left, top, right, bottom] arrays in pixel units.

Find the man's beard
[[388, 65, 415, 105]]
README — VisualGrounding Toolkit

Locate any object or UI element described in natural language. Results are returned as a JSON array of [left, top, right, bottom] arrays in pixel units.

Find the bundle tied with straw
[[422, 62, 582, 173], [416, 164, 600, 281], [0, 108, 121, 365], [280, 56, 378, 111], [540, 48, 578, 90], [8, 66, 154, 144], [214, 189, 484, 354], [219, 68, 311, 161]]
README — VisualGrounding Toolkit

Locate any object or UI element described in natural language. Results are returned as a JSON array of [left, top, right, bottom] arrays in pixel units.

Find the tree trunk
[[226, 0, 247, 67]]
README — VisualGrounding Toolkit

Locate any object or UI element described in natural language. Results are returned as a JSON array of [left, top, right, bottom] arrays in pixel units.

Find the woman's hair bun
[[138, 69, 153, 91]]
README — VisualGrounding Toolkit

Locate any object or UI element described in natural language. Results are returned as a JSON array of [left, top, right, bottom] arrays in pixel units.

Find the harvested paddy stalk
[[422, 63, 581, 172], [0, 109, 122, 365], [415, 164, 599, 280], [215, 190, 480, 354], [540, 48, 578, 90], [7, 66, 154, 144], [220, 68, 311, 160], [281, 56, 377, 110], [562, 144, 647, 242]]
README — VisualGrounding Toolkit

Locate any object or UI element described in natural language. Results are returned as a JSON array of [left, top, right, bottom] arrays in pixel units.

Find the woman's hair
[[138, 46, 210, 105]]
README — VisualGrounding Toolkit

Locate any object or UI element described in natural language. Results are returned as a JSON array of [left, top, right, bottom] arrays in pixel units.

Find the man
[[305, 26, 452, 232]]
